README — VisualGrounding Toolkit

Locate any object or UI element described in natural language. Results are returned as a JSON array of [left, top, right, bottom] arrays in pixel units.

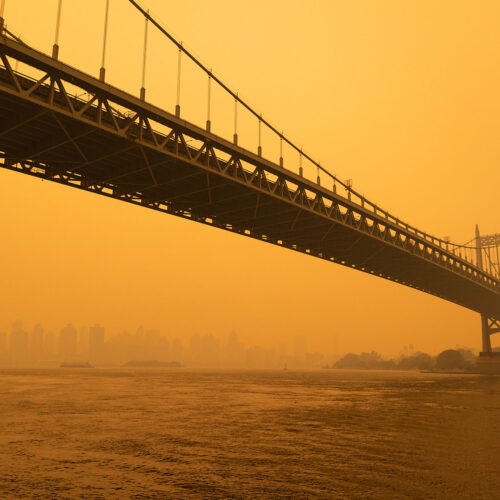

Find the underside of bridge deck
[[0, 35, 499, 321]]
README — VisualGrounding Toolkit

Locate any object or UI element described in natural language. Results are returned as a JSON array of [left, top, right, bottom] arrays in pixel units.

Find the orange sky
[[1, 0, 499, 355]]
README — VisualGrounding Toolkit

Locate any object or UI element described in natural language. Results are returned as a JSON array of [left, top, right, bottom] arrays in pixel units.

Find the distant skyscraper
[[226, 332, 244, 367], [0, 331, 7, 363], [10, 320, 28, 364], [45, 331, 55, 358], [31, 324, 44, 362], [89, 324, 105, 362], [144, 329, 162, 359], [171, 337, 183, 362], [58, 324, 77, 359], [79, 326, 89, 357], [293, 336, 307, 358]]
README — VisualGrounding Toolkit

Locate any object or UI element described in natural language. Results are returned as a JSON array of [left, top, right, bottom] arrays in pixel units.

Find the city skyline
[[0, 318, 473, 369], [0, 320, 331, 368]]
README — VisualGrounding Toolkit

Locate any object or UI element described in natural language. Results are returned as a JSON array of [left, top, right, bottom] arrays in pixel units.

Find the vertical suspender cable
[[176, 45, 182, 117], [496, 245, 500, 279], [258, 116, 262, 157], [126, 2, 364, 201], [317, 165, 320, 185], [100, 0, 110, 81], [140, 9, 149, 100], [206, 70, 211, 131], [0, 0, 6, 34], [233, 95, 238, 145], [299, 150, 303, 177], [52, 0, 63, 59], [492, 248, 496, 277], [279, 134, 283, 167]]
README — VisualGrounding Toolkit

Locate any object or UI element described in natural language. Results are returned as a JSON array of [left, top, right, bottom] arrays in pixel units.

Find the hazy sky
[[1, 0, 499, 355]]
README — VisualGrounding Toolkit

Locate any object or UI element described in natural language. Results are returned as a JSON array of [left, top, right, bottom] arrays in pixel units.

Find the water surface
[[0, 369, 499, 498]]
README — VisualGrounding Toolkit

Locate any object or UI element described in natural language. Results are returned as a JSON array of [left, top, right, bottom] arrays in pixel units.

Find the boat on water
[[60, 362, 93, 368], [123, 360, 182, 368]]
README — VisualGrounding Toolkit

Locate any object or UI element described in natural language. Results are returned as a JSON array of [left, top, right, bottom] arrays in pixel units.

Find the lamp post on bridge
[[52, 0, 63, 60], [0, 0, 5, 35], [99, 0, 110, 82], [140, 9, 149, 101]]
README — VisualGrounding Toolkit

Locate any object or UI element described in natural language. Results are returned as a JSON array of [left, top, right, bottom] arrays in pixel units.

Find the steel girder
[[0, 35, 499, 319], [482, 316, 500, 353]]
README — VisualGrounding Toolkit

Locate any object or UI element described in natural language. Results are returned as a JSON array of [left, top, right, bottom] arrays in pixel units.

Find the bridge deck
[[0, 35, 499, 318]]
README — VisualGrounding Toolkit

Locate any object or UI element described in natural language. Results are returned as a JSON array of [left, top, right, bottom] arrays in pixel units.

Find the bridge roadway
[[0, 35, 499, 320]]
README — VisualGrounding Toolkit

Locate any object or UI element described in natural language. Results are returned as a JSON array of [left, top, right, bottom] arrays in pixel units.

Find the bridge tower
[[475, 225, 492, 353], [476, 224, 500, 367]]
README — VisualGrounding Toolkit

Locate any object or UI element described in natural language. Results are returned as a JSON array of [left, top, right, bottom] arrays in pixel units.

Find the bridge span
[[0, 7, 499, 352]]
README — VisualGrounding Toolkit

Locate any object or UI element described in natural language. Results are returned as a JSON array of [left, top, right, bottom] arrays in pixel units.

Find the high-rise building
[[78, 326, 89, 357], [30, 324, 44, 362], [58, 324, 78, 360], [0, 331, 7, 364], [226, 332, 244, 367], [88, 324, 105, 362], [10, 320, 28, 365], [293, 335, 308, 358], [144, 329, 163, 359], [45, 331, 55, 358], [171, 337, 183, 362]]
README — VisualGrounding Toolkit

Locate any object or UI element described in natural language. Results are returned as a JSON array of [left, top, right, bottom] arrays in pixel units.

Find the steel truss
[[480, 234, 500, 247], [0, 34, 499, 319], [482, 316, 500, 353]]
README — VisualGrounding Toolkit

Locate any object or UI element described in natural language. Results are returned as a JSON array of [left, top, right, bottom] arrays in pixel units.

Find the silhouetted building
[[31, 323, 44, 362], [45, 331, 55, 359], [293, 336, 307, 358], [10, 320, 28, 365], [79, 326, 89, 357], [59, 324, 77, 359], [89, 324, 105, 362], [0, 331, 7, 364], [171, 337, 183, 362]]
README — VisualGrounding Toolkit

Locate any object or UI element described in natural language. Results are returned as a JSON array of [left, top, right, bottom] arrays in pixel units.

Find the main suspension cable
[[127, 0, 344, 188]]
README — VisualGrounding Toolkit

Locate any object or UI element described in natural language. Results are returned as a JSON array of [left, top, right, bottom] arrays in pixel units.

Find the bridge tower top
[[476, 224, 484, 270]]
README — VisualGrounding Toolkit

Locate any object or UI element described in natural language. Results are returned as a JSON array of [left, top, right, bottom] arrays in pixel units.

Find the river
[[0, 369, 499, 498]]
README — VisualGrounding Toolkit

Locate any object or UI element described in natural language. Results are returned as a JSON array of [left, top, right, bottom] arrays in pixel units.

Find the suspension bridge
[[0, 1, 499, 356]]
